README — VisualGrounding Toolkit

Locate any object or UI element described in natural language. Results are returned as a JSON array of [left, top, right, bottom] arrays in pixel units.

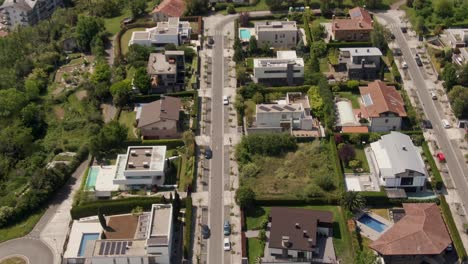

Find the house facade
[[370, 132, 426, 191], [151, 0, 186, 22], [113, 146, 167, 190], [268, 207, 334, 262], [137, 96, 182, 139], [147, 51, 185, 93], [0, 0, 63, 30], [129, 17, 191, 47], [443, 28, 468, 48], [253, 50, 304, 85], [338, 47, 382, 80], [359, 80, 407, 132], [254, 21, 298, 49], [331, 7, 373, 41]]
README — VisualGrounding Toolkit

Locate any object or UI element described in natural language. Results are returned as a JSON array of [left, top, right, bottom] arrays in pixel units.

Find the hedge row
[[327, 41, 372, 49], [256, 197, 339, 206], [439, 195, 468, 261], [264, 85, 310, 94], [329, 136, 346, 191], [123, 139, 185, 149], [70, 196, 182, 219], [132, 91, 196, 103], [183, 197, 193, 259], [191, 91, 200, 131], [422, 142, 444, 190]]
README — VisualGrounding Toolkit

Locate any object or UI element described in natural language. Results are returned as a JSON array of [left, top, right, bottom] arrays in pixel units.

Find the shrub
[[240, 162, 260, 178], [305, 184, 324, 198], [227, 4, 236, 14], [349, 160, 362, 170], [258, 230, 267, 242], [183, 197, 193, 259], [347, 80, 360, 90], [315, 174, 336, 191], [235, 186, 256, 209], [440, 195, 468, 261]]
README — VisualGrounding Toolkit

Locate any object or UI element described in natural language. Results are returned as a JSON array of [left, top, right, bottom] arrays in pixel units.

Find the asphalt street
[[376, 13, 468, 206], [0, 238, 54, 264]]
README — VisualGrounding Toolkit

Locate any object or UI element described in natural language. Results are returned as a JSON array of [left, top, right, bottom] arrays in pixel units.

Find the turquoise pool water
[[78, 233, 99, 256], [358, 214, 387, 233], [240, 29, 251, 40], [85, 166, 99, 190]]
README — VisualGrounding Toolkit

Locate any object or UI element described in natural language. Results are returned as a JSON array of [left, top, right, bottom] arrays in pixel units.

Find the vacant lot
[[118, 110, 137, 139], [240, 141, 337, 200]]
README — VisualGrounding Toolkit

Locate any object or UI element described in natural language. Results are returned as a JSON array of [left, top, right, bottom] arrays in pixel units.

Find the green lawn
[[319, 58, 329, 72], [248, 238, 264, 264], [118, 110, 137, 139], [245, 207, 270, 230], [220, 0, 269, 14], [343, 146, 370, 173], [120, 27, 146, 55], [0, 257, 27, 264], [0, 209, 45, 243], [165, 157, 181, 185], [245, 206, 353, 263], [104, 10, 130, 35], [178, 155, 194, 192], [336, 92, 360, 109]]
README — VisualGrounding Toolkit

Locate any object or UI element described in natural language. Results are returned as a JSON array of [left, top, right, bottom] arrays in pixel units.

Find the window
[[152, 127, 159, 130], [275, 34, 278, 40], [156, 176, 162, 180], [385, 119, 389, 123], [400, 177, 414, 186], [282, 114, 287, 119]]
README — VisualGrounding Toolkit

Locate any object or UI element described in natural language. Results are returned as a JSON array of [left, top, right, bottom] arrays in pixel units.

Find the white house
[[253, 50, 304, 85], [0, 0, 63, 30], [359, 80, 407, 132], [254, 21, 298, 49], [370, 132, 426, 191], [129, 17, 191, 47]]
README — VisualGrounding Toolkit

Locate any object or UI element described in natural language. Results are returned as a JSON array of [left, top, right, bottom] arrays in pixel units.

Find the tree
[[0, 89, 28, 118], [371, 22, 390, 52], [355, 249, 378, 264], [164, 43, 177, 51], [349, 160, 362, 170], [127, 45, 153, 68], [347, 80, 359, 90], [227, 4, 236, 14], [90, 121, 128, 158], [459, 63, 468, 87], [310, 24, 324, 41], [349, 133, 362, 145], [341, 191, 366, 212], [98, 208, 108, 231], [235, 186, 256, 209], [252, 92, 264, 104], [21, 103, 47, 139], [307, 86, 324, 118], [307, 52, 320, 73], [448, 86, 468, 118], [260, 42, 273, 57], [239, 12, 250, 27], [0, 206, 14, 227], [338, 144, 356, 165], [0, 124, 33, 159], [233, 37, 244, 63], [129, 0, 147, 18], [91, 60, 112, 84], [248, 36, 258, 55], [110, 79, 132, 106], [414, 16, 425, 35], [76, 15, 105, 51], [442, 63, 458, 91], [310, 40, 327, 57], [315, 174, 335, 191], [185, 0, 209, 15], [236, 66, 248, 85], [434, 0, 453, 18], [25, 68, 48, 99], [265, 0, 283, 10], [133, 67, 151, 94]]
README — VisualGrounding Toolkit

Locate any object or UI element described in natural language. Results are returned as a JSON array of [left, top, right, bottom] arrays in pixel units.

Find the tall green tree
[[341, 191, 366, 212], [442, 63, 458, 91], [248, 36, 258, 55], [129, 0, 148, 18], [110, 79, 132, 107], [133, 67, 151, 94], [76, 15, 105, 51], [448, 86, 468, 118], [0, 89, 28, 118], [235, 186, 256, 209], [371, 22, 390, 52]]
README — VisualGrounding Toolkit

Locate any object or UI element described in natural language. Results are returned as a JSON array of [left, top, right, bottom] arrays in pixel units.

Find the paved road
[[0, 238, 54, 264], [376, 12, 468, 207]]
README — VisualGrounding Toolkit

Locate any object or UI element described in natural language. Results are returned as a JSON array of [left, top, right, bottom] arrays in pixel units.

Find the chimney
[[281, 236, 290, 248], [303, 230, 308, 237], [295, 223, 300, 229], [308, 238, 314, 247]]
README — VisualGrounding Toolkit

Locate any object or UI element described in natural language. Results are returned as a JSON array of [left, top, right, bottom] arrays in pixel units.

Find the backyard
[[120, 27, 146, 55], [245, 205, 353, 263], [248, 238, 264, 264], [342, 145, 370, 173], [336, 92, 360, 109], [118, 110, 137, 139]]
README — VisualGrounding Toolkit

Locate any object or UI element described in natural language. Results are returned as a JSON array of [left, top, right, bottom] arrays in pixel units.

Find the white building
[[253, 51, 304, 85], [63, 204, 173, 264], [443, 28, 468, 48], [254, 21, 298, 49], [370, 132, 426, 191], [113, 146, 167, 190], [0, 0, 63, 30], [251, 92, 313, 134], [129, 17, 191, 47]]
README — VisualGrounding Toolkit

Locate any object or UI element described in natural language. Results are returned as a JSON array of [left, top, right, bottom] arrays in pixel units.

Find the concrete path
[[245, 230, 259, 238]]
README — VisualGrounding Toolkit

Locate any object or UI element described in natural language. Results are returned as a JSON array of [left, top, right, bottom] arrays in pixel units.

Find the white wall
[[152, 33, 179, 46], [254, 65, 304, 80], [370, 116, 402, 132], [257, 30, 297, 48], [382, 175, 426, 188], [256, 111, 302, 128]]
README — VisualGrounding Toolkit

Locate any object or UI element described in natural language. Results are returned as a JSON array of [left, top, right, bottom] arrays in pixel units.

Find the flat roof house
[[136, 96, 182, 139], [253, 50, 304, 86], [0, 0, 63, 30], [151, 0, 186, 22], [331, 7, 373, 42], [129, 17, 191, 47], [267, 207, 335, 263], [255, 21, 298, 49], [370, 203, 452, 264], [443, 28, 468, 48], [113, 146, 167, 190], [359, 80, 407, 132], [147, 51, 185, 93], [369, 131, 426, 192], [338, 47, 382, 80], [63, 204, 173, 264]]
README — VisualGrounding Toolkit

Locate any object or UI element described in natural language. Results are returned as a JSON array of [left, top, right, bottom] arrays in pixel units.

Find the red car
[[436, 153, 446, 162]]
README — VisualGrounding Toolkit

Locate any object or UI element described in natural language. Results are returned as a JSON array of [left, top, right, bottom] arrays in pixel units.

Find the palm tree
[[341, 191, 366, 212]]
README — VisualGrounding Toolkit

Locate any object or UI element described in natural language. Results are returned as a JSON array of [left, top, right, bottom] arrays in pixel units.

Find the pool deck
[[63, 221, 101, 258], [356, 211, 393, 241]]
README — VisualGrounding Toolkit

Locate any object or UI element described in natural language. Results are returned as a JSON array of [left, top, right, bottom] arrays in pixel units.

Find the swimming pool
[[85, 166, 99, 190], [78, 233, 100, 256], [358, 214, 387, 233], [239, 29, 251, 41]]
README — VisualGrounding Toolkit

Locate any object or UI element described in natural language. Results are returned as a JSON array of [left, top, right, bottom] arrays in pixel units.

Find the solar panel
[[115, 242, 122, 254], [121, 242, 127, 254], [98, 243, 105, 255], [271, 105, 283, 111], [259, 105, 270, 112], [104, 242, 111, 255], [362, 94, 373, 106], [284, 105, 295, 111], [110, 241, 116, 255]]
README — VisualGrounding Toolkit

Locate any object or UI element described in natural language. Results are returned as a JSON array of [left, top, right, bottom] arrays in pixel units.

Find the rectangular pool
[[239, 29, 251, 41], [78, 233, 100, 256], [358, 214, 387, 233], [85, 166, 100, 191]]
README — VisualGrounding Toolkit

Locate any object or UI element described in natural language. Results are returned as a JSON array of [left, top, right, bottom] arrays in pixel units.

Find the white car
[[401, 61, 408, 69], [223, 96, 229, 105], [223, 237, 231, 251]]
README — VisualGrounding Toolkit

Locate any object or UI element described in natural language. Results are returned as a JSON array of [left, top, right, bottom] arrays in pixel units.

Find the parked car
[[223, 237, 231, 251], [442, 119, 451, 128], [201, 225, 210, 239], [401, 27, 407, 33], [223, 95, 229, 105], [446, 243, 453, 252], [207, 37, 215, 46], [393, 48, 402, 56], [431, 92, 437, 100], [205, 148, 213, 159], [421, 119, 433, 129], [223, 220, 231, 236], [415, 55, 423, 66], [401, 61, 408, 69], [390, 33, 396, 39]]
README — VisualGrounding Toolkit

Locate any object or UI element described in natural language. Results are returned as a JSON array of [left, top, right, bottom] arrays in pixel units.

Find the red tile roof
[[370, 203, 452, 256], [151, 0, 186, 18], [342, 126, 369, 133], [359, 80, 407, 118], [332, 7, 373, 31]]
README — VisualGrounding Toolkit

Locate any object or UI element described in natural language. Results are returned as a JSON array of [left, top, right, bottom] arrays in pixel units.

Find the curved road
[[0, 238, 53, 264]]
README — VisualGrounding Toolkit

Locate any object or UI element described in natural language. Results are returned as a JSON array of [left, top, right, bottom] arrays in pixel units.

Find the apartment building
[[253, 50, 304, 85], [254, 21, 298, 49], [338, 47, 382, 80], [331, 7, 373, 42], [129, 17, 191, 47], [0, 0, 63, 30], [147, 51, 185, 93]]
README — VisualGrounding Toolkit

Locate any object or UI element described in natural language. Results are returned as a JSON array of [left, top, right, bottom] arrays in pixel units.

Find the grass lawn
[[220, 0, 269, 14], [241, 141, 337, 200], [370, 208, 390, 220], [0, 257, 27, 264], [120, 27, 146, 55], [165, 157, 181, 185], [118, 110, 137, 139], [245, 205, 353, 263], [245, 207, 270, 230], [343, 146, 370, 173], [178, 155, 194, 192], [248, 238, 264, 264], [319, 58, 329, 72], [104, 9, 130, 35], [0, 209, 45, 243], [336, 92, 360, 109]]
